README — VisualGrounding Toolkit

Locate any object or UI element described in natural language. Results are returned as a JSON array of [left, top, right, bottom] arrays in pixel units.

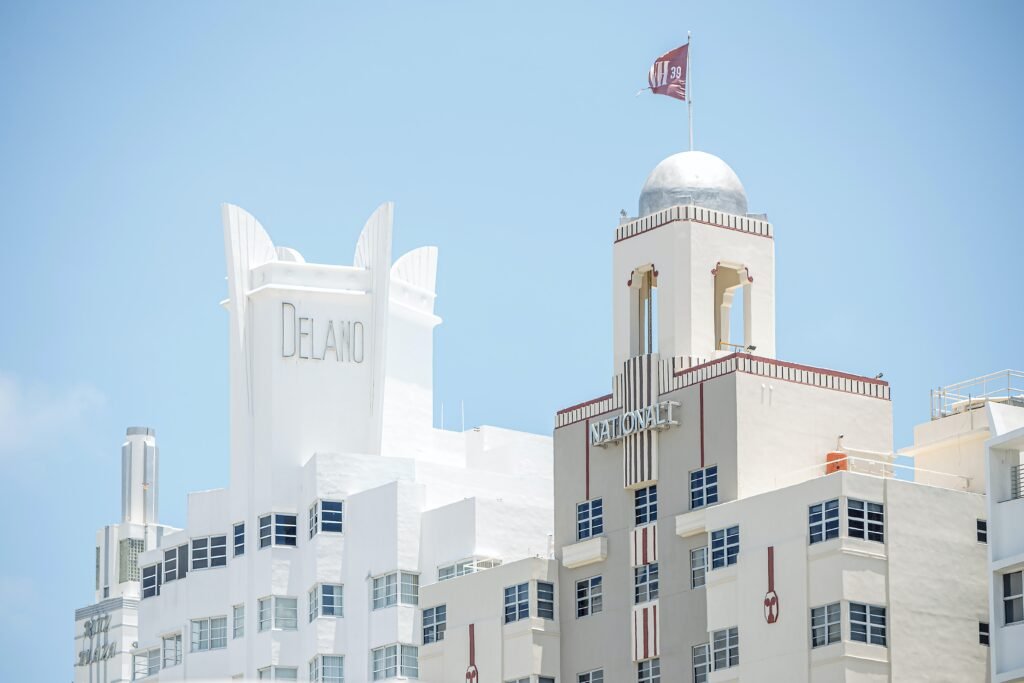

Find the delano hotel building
[[74, 150, 1024, 683]]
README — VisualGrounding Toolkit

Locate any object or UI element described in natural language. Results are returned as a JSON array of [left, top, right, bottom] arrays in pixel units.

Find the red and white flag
[[647, 43, 688, 101]]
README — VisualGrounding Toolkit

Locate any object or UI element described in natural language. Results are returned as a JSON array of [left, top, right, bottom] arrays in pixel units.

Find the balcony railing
[[930, 369, 1024, 420], [1013, 464, 1023, 501]]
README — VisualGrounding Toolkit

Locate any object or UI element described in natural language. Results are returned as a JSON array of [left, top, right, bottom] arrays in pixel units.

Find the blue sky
[[1, 1, 1021, 679]]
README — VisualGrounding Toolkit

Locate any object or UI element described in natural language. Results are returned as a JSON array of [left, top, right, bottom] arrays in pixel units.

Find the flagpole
[[687, 31, 693, 151]]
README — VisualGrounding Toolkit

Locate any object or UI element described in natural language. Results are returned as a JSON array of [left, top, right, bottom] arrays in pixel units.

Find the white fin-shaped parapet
[[391, 246, 438, 294], [275, 246, 305, 263], [354, 202, 394, 269]]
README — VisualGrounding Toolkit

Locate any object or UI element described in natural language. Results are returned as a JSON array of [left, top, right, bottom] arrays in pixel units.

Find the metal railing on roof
[[1013, 464, 1023, 501], [930, 369, 1024, 420]]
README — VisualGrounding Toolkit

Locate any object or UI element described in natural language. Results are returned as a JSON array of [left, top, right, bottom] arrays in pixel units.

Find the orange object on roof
[[825, 451, 848, 474]]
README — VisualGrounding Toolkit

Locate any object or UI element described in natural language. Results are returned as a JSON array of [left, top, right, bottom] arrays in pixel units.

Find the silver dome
[[638, 150, 748, 217]]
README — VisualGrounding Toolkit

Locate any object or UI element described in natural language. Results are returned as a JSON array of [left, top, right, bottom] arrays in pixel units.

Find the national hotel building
[[74, 149, 1024, 682]]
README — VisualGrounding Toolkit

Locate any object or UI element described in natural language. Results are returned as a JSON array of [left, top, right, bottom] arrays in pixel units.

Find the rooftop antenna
[[688, 31, 694, 151]]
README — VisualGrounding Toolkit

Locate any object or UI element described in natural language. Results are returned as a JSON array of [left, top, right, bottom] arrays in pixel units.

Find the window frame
[[634, 563, 659, 604], [810, 602, 841, 648], [577, 498, 604, 541], [233, 604, 244, 639], [504, 582, 530, 624], [637, 657, 660, 683], [575, 575, 603, 618], [309, 583, 344, 621], [712, 626, 739, 670], [808, 499, 840, 544], [692, 643, 709, 683], [537, 581, 555, 620], [850, 602, 887, 646], [710, 526, 739, 569], [372, 573, 398, 610], [1004, 571, 1024, 625], [848, 499, 884, 543], [142, 563, 162, 599], [422, 604, 447, 644], [162, 632, 182, 668], [310, 654, 344, 683], [689, 466, 719, 510], [634, 485, 658, 526], [233, 522, 245, 556], [191, 534, 228, 570], [977, 519, 988, 543], [578, 669, 604, 683], [979, 621, 990, 646], [190, 616, 227, 652], [690, 546, 707, 589]]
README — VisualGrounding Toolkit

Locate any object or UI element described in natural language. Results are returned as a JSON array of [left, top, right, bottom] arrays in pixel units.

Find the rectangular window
[[233, 604, 244, 638], [689, 466, 719, 509], [190, 616, 227, 651], [259, 667, 298, 680], [275, 596, 298, 630], [710, 526, 740, 569], [690, 547, 707, 588], [142, 563, 162, 599], [539, 678, 555, 683], [634, 563, 659, 604], [310, 584, 344, 620], [848, 499, 884, 543], [578, 670, 603, 683], [234, 522, 245, 556], [1004, 571, 1024, 625], [850, 603, 887, 646], [259, 515, 272, 549], [373, 573, 398, 609], [809, 499, 840, 544], [637, 658, 660, 683], [979, 621, 990, 646], [438, 557, 502, 581], [577, 498, 604, 540], [310, 655, 345, 683], [191, 535, 227, 570], [275, 514, 297, 546], [504, 582, 529, 623], [162, 633, 182, 668], [258, 597, 271, 632], [635, 485, 658, 525], [712, 627, 739, 670], [400, 572, 420, 605], [537, 581, 555, 620], [810, 603, 840, 647], [576, 576, 603, 617], [134, 648, 160, 678], [400, 645, 418, 677], [422, 605, 447, 644], [372, 644, 398, 680], [321, 500, 344, 533], [977, 519, 987, 543], [692, 643, 709, 683], [163, 546, 179, 582]]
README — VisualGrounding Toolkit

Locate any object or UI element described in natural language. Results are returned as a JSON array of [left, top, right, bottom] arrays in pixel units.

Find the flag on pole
[[646, 43, 688, 100]]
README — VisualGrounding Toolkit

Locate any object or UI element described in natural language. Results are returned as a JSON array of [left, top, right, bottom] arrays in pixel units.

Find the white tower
[[121, 426, 159, 526]]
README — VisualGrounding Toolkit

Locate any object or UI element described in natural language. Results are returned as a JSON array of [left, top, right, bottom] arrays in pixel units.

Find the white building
[[119, 203, 553, 681]]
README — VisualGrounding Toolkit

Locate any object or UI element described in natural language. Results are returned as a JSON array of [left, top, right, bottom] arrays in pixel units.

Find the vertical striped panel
[[630, 523, 658, 567], [623, 353, 659, 489], [631, 602, 660, 661]]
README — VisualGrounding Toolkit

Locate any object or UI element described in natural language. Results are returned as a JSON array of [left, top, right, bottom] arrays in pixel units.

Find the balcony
[[931, 369, 1024, 420]]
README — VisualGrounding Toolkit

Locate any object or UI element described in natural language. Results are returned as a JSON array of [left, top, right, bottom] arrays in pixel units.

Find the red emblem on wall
[[466, 623, 479, 681], [764, 546, 780, 624]]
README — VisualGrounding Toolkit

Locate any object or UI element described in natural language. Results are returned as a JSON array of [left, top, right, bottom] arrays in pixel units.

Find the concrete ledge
[[561, 536, 608, 569], [675, 509, 707, 538]]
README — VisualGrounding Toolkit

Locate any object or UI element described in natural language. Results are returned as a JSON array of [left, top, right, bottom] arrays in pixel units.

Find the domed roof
[[638, 150, 748, 217]]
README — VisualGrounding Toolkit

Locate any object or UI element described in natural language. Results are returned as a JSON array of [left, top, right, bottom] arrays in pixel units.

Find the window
[[275, 596, 298, 630], [258, 597, 271, 632], [848, 499, 884, 543], [133, 648, 160, 678], [537, 581, 555, 620], [576, 576, 603, 617], [258, 596, 296, 630], [233, 604, 244, 638], [310, 655, 344, 683], [690, 547, 707, 588], [637, 658, 660, 683], [634, 563, 659, 604], [1004, 571, 1024, 625], [692, 643, 709, 683], [233, 522, 245, 556], [635, 485, 657, 525], [119, 538, 145, 583], [163, 544, 188, 582], [258, 667, 298, 680], [712, 627, 739, 670], [400, 572, 419, 605], [809, 499, 840, 544], [190, 616, 227, 651], [810, 603, 840, 647], [577, 498, 604, 540], [372, 644, 415, 680], [438, 557, 502, 581], [689, 466, 719, 509], [373, 573, 397, 609], [710, 526, 739, 569], [400, 645, 418, 677], [259, 515, 272, 549], [850, 603, 887, 646], [191, 535, 227, 570], [980, 622, 990, 646], [977, 519, 988, 543], [579, 670, 604, 683], [504, 583, 529, 623], [422, 604, 447, 644], [310, 500, 344, 538], [538, 678, 555, 683], [142, 563, 162, 598], [310, 583, 344, 620], [632, 266, 658, 355], [162, 633, 182, 668]]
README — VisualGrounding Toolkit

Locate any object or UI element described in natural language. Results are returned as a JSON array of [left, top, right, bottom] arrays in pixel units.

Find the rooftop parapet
[[930, 369, 1024, 420]]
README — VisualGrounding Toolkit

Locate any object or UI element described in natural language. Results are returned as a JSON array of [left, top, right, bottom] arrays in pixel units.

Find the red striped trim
[[674, 352, 888, 387], [699, 382, 705, 467], [652, 604, 659, 656], [556, 393, 614, 416], [469, 623, 475, 665], [642, 607, 649, 659], [584, 418, 591, 500], [614, 214, 774, 244]]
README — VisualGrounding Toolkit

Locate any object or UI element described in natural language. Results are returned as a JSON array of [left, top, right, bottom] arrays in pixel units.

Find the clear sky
[[1, 1, 1021, 679]]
